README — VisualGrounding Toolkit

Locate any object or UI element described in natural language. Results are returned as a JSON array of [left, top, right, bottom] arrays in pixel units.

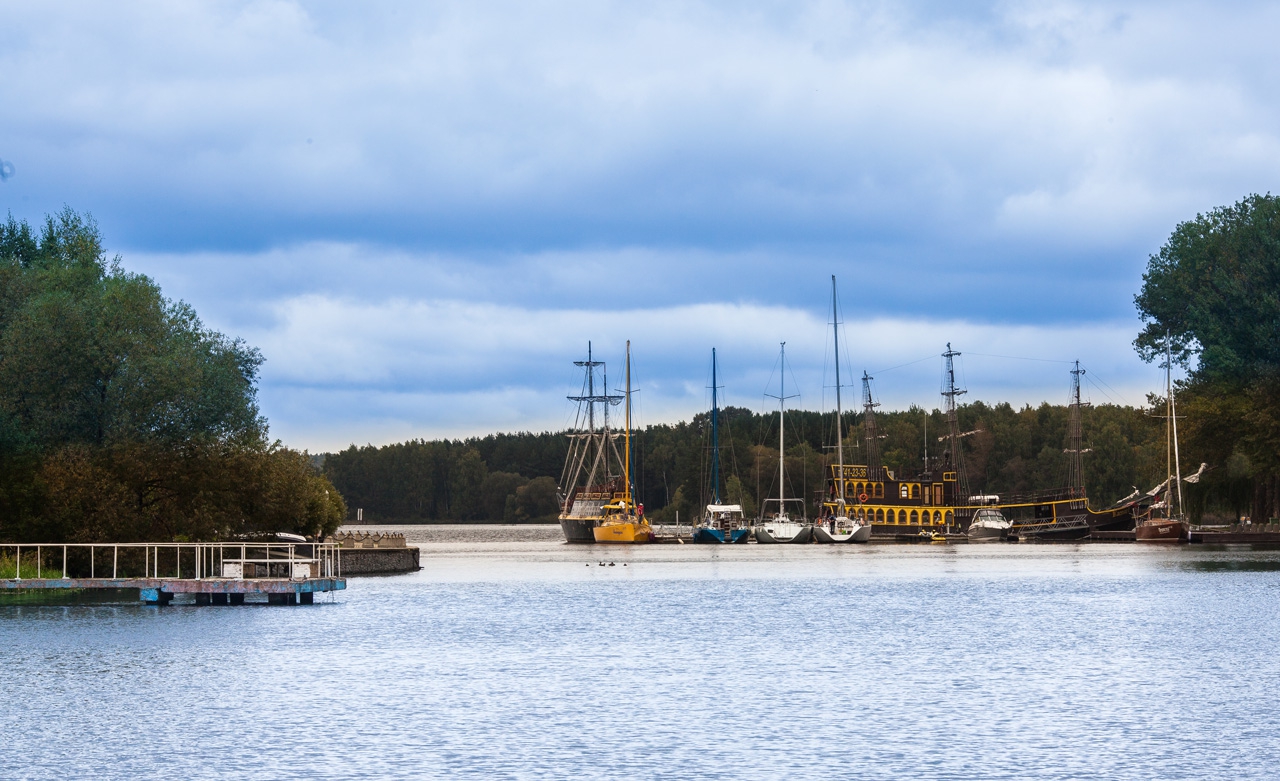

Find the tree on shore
[[0, 209, 344, 543], [1135, 193, 1280, 521]]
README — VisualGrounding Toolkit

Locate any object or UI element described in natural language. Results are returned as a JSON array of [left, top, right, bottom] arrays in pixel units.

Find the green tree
[[0, 209, 345, 543]]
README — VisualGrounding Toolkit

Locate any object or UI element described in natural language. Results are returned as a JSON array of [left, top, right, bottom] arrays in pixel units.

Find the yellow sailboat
[[593, 340, 654, 544]]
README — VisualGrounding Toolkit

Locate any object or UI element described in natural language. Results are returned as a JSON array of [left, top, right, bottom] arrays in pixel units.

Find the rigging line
[[1084, 372, 1132, 407], [871, 354, 936, 375], [965, 351, 1075, 364]]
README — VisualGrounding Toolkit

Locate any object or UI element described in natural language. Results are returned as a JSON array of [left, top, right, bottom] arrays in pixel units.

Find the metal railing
[[0, 542, 341, 581]]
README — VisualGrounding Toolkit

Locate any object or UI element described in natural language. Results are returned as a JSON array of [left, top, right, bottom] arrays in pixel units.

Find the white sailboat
[[755, 343, 812, 544], [814, 276, 870, 543]]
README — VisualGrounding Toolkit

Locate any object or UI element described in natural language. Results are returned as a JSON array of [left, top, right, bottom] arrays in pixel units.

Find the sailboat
[[1135, 336, 1189, 543], [814, 276, 870, 543], [557, 342, 626, 543], [593, 340, 655, 544], [755, 343, 813, 544], [693, 348, 750, 543]]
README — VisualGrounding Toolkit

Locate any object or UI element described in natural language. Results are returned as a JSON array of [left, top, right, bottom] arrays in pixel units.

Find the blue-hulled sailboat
[[693, 349, 751, 543]]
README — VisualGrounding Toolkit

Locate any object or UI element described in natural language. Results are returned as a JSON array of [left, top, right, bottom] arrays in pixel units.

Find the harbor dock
[[1, 542, 346, 605]]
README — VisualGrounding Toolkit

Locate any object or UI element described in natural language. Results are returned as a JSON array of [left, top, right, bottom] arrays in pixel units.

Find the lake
[[3, 525, 1279, 780]]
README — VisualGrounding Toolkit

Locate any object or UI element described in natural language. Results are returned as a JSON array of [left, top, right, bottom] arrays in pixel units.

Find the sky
[[2, 0, 1278, 451]]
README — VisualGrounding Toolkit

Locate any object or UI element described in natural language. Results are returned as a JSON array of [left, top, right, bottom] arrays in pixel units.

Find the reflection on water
[[4, 527, 1280, 780]]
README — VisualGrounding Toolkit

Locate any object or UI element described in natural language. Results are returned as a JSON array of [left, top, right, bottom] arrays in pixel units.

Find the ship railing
[[0, 542, 342, 581]]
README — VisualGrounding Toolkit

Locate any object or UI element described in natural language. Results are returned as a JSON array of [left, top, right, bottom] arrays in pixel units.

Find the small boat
[[754, 342, 811, 544], [592, 341, 654, 544], [1135, 336, 1189, 544], [756, 516, 813, 544], [967, 507, 1010, 541], [694, 504, 751, 544], [813, 276, 870, 544], [692, 349, 751, 543]]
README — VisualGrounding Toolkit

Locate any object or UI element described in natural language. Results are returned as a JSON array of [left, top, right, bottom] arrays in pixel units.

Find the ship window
[[876, 508, 885, 523], [875, 483, 884, 498], [897, 509, 906, 523], [910, 510, 919, 523], [900, 484, 909, 499], [910, 484, 919, 499], [856, 482, 864, 496], [945, 511, 954, 524], [933, 510, 942, 523]]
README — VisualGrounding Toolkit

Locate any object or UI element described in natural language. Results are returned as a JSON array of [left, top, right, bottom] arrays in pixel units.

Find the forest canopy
[[0, 209, 345, 543]]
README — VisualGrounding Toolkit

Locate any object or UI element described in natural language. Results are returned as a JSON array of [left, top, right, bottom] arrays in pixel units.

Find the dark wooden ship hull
[[1135, 518, 1188, 542], [559, 516, 599, 543]]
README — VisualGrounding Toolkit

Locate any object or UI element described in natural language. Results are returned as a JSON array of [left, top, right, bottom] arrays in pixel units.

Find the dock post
[[229, 593, 245, 606], [211, 593, 229, 606], [299, 591, 314, 605], [194, 593, 212, 606]]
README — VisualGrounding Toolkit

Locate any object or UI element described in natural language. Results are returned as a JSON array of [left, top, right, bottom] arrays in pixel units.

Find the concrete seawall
[[340, 547, 420, 575]]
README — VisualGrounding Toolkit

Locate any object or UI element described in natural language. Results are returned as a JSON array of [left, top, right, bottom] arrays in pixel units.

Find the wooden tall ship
[[1007, 363, 1137, 540], [557, 342, 627, 543], [821, 345, 971, 537], [822, 354, 1141, 540]]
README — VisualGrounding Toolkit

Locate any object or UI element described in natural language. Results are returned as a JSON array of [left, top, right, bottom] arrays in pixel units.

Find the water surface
[[3, 527, 1278, 780]]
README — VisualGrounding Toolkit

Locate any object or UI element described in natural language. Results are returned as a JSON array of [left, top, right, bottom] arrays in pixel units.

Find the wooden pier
[[1, 542, 346, 605]]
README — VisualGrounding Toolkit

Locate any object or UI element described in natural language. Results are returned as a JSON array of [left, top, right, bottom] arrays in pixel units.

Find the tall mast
[[942, 343, 970, 507], [831, 277, 845, 507], [1067, 361, 1086, 499], [711, 348, 721, 505], [1167, 334, 1183, 517], [862, 371, 881, 479], [779, 343, 786, 517], [624, 340, 632, 509], [765, 343, 798, 519]]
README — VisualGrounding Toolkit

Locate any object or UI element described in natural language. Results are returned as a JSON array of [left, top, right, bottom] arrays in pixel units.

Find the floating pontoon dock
[[1, 542, 346, 605]]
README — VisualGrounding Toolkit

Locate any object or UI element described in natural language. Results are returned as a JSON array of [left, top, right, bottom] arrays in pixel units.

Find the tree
[[1135, 193, 1280, 520], [0, 209, 345, 542]]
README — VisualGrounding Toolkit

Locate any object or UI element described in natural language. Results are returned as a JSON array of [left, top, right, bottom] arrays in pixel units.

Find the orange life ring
[[858, 493, 869, 503]]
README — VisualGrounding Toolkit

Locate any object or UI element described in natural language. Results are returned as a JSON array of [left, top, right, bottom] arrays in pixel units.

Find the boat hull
[[1135, 518, 1188, 543], [967, 525, 1007, 542], [755, 525, 813, 544], [559, 516, 599, 543], [692, 527, 726, 544], [593, 521, 654, 544], [812, 525, 855, 543]]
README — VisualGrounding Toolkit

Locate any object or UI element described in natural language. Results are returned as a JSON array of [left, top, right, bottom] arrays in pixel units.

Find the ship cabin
[[821, 463, 962, 532]]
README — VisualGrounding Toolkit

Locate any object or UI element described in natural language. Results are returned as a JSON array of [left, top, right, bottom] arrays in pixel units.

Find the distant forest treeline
[[325, 397, 1242, 523]]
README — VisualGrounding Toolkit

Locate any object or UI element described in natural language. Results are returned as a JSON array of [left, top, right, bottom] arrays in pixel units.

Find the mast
[[561, 342, 623, 512], [1067, 361, 1086, 500], [779, 343, 786, 518], [711, 348, 721, 505], [1167, 334, 1183, 517], [862, 371, 881, 480], [832, 277, 845, 508], [942, 343, 970, 516], [624, 340, 632, 510], [765, 342, 799, 519]]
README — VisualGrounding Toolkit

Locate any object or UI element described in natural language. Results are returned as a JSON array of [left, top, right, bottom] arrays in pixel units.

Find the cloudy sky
[[2, 1, 1277, 451]]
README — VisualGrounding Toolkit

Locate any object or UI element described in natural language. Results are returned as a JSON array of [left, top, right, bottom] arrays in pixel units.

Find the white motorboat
[[966, 507, 1010, 541]]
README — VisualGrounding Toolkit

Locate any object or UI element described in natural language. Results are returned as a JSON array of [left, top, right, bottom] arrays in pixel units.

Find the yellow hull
[[593, 521, 654, 544]]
